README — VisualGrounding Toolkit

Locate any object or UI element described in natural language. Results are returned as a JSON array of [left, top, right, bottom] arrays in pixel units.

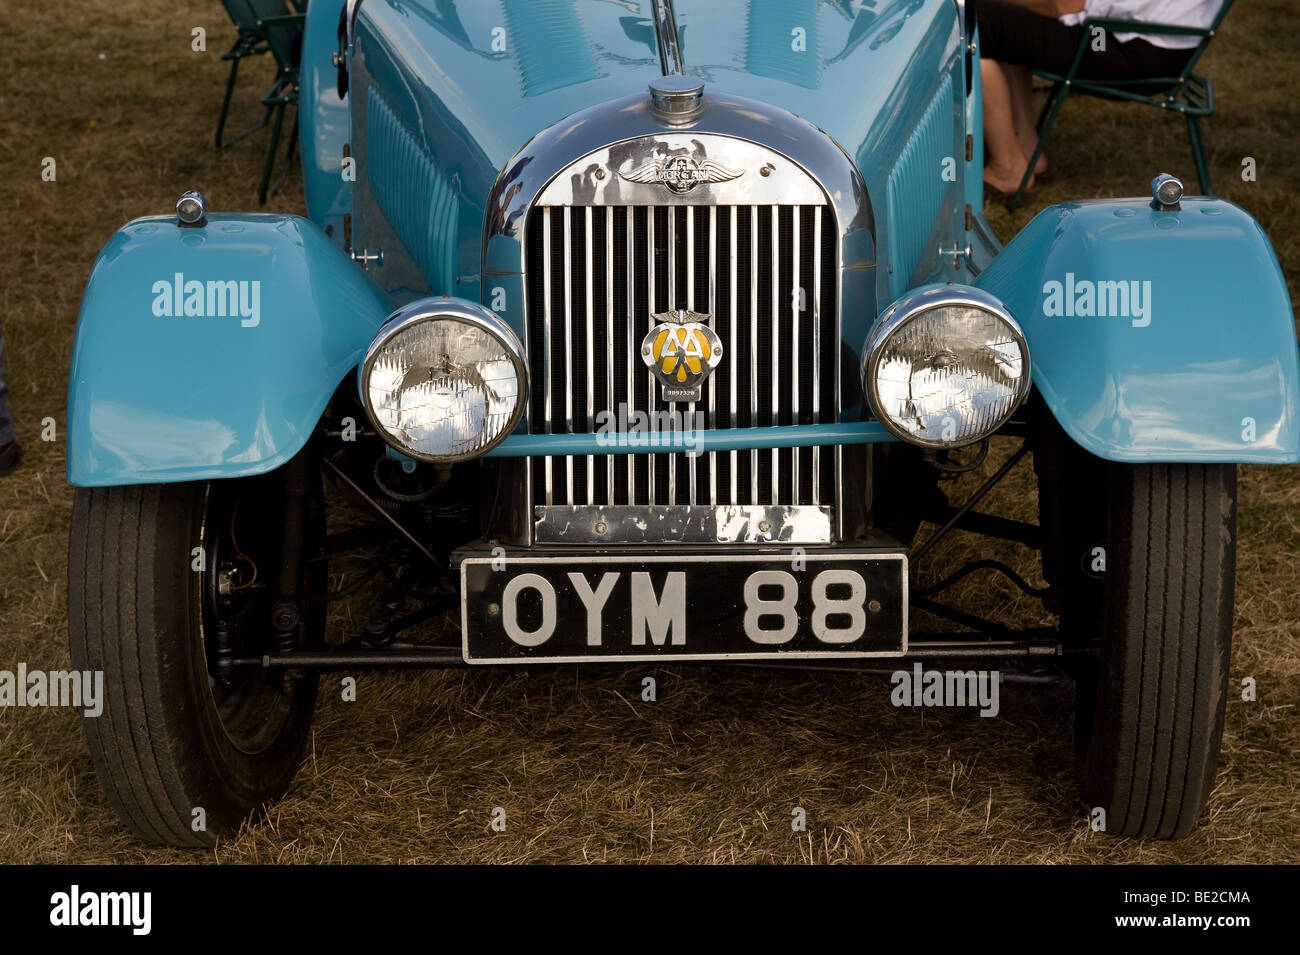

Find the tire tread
[[1084, 463, 1235, 838]]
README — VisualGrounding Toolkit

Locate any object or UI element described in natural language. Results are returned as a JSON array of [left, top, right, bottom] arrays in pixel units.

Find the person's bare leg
[[1006, 63, 1047, 175], [981, 59, 1035, 195]]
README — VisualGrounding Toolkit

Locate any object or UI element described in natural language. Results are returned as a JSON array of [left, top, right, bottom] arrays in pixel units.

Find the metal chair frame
[[1008, 0, 1236, 210]]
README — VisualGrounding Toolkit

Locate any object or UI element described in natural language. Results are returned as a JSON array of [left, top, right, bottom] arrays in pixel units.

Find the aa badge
[[641, 309, 723, 402]]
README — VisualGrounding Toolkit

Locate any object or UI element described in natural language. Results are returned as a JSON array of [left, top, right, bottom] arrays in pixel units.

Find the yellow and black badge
[[640, 309, 724, 402]]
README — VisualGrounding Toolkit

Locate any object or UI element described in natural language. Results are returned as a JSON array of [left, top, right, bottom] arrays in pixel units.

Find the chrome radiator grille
[[524, 203, 839, 508]]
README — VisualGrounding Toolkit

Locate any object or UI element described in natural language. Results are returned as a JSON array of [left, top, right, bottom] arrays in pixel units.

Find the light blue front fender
[[977, 196, 1300, 463], [68, 214, 392, 486]]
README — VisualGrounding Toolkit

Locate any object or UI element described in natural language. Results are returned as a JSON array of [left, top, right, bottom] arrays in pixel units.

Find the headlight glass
[[866, 290, 1029, 448], [364, 309, 525, 462]]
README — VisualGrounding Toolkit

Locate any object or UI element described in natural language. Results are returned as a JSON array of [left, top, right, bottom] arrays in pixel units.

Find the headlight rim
[[863, 284, 1031, 450], [360, 298, 528, 464]]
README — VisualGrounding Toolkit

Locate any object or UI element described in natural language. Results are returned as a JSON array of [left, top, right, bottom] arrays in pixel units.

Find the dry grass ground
[[0, 0, 1297, 864]]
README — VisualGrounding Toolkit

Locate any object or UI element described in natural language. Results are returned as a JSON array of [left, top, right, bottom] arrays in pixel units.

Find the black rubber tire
[[1075, 462, 1237, 839], [68, 482, 318, 847]]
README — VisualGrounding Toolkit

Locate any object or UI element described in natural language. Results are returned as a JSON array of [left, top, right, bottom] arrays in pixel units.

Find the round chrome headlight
[[361, 300, 527, 463], [863, 285, 1030, 449]]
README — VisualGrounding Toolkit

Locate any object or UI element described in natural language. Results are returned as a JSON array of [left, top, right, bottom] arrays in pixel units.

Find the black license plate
[[460, 550, 907, 663]]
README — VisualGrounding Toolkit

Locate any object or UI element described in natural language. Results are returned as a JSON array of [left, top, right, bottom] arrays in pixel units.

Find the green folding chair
[[246, 1, 305, 204], [215, 0, 271, 148], [1009, 0, 1235, 210], [214, 1, 304, 202]]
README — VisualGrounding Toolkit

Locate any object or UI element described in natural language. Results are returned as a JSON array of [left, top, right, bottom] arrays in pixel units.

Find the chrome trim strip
[[625, 205, 637, 504], [534, 505, 834, 544], [542, 210, 553, 504], [835, 208, 844, 541], [812, 205, 822, 506], [686, 206, 697, 504], [652, 0, 684, 75], [584, 206, 595, 503], [344, 0, 364, 52], [835, 422, 843, 538], [646, 206, 656, 504], [769, 204, 779, 505], [728, 205, 738, 504], [563, 206, 574, 503], [605, 207, 616, 504], [749, 204, 759, 506], [707, 205, 717, 506], [667, 206, 677, 505], [791, 204, 801, 503]]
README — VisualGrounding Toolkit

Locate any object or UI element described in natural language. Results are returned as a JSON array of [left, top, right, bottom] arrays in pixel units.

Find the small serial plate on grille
[[461, 550, 907, 664]]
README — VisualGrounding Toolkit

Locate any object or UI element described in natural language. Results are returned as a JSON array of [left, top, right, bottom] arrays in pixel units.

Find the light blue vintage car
[[66, 0, 1299, 846]]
